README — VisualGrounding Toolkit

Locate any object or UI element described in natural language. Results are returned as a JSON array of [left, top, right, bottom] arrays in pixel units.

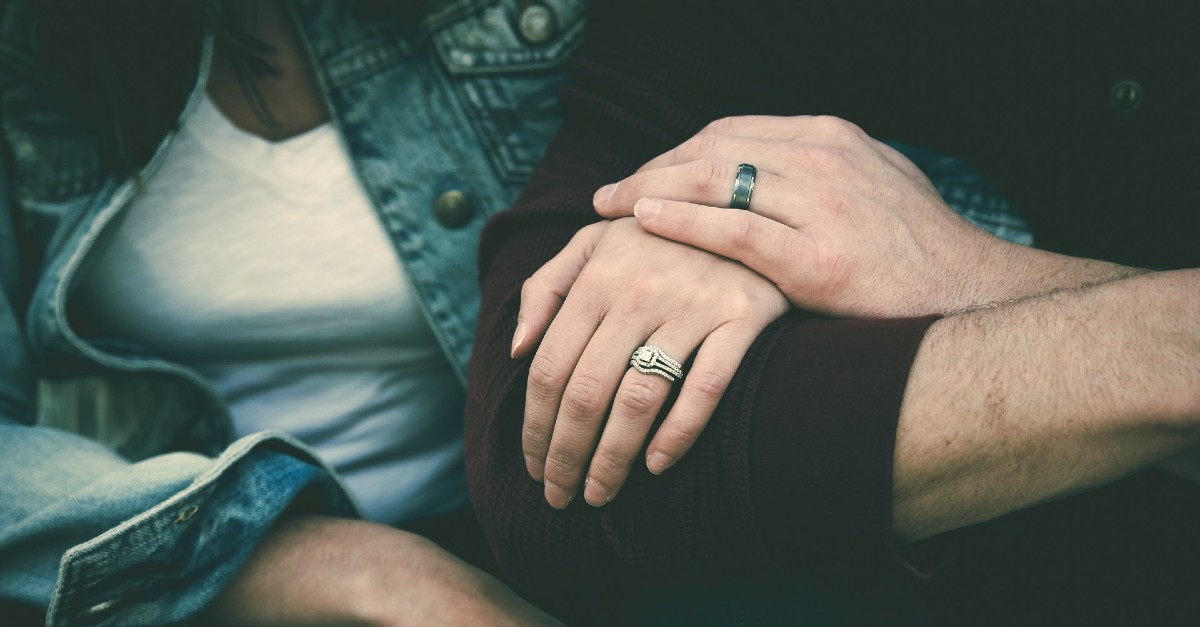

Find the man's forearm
[[955, 237, 1148, 314], [893, 268, 1200, 542]]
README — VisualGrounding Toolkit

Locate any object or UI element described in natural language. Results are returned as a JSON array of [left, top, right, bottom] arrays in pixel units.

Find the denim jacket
[[0, 1, 584, 624]]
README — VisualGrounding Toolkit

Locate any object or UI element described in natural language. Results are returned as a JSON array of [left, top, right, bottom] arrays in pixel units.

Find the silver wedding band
[[729, 163, 757, 210], [629, 344, 684, 382]]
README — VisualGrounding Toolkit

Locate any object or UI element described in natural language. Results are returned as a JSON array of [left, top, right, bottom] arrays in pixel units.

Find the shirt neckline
[[182, 93, 353, 196]]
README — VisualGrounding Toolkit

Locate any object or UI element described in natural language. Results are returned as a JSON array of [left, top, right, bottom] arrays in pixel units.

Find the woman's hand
[[593, 115, 1027, 317], [512, 218, 788, 506]]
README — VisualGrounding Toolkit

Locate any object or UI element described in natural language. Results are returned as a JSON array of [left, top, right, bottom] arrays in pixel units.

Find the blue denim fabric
[[0, 1, 583, 624], [892, 143, 1034, 247], [0, 1, 1028, 624]]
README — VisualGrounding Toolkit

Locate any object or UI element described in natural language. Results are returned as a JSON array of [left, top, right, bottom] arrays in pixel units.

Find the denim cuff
[[45, 433, 359, 627]]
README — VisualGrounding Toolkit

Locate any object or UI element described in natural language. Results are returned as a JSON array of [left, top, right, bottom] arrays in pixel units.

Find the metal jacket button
[[434, 189, 474, 229], [519, 3, 557, 44], [175, 504, 200, 523], [79, 596, 124, 623], [1110, 79, 1143, 112]]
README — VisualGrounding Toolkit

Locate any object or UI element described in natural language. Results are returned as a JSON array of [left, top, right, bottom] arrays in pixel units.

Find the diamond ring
[[629, 344, 684, 382]]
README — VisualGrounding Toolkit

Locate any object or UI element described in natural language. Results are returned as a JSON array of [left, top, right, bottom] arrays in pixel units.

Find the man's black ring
[[729, 163, 757, 210]]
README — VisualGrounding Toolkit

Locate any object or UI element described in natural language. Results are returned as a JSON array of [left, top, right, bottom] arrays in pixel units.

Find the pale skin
[[516, 218, 787, 507], [516, 115, 1200, 542], [196, 2, 560, 624], [198, 515, 561, 627]]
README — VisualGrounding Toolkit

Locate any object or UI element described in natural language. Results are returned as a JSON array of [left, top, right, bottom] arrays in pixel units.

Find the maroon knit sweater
[[463, 2, 938, 596]]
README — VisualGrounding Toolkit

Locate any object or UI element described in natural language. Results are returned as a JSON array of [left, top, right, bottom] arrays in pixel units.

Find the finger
[[523, 289, 607, 484], [592, 132, 796, 215], [645, 322, 761, 475], [540, 313, 656, 508], [512, 223, 605, 358], [595, 159, 792, 220], [633, 198, 817, 307], [581, 329, 703, 506]]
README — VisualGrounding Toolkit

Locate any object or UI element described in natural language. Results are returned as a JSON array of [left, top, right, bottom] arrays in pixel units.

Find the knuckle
[[612, 174, 641, 203], [578, 258, 620, 287], [562, 373, 608, 418], [729, 211, 760, 248], [545, 448, 584, 479], [574, 221, 608, 246], [838, 117, 866, 138], [692, 159, 729, 196], [568, 222, 601, 247], [685, 368, 729, 403], [528, 353, 569, 396], [810, 115, 856, 136], [579, 220, 607, 237], [803, 146, 852, 176], [519, 275, 542, 302], [681, 131, 721, 162], [522, 421, 551, 450], [700, 116, 735, 135], [721, 291, 755, 318], [621, 273, 669, 305], [616, 377, 661, 416], [661, 421, 703, 450], [591, 448, 633, 477]]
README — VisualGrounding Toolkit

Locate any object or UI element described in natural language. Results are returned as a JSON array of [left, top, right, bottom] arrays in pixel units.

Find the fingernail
[[510, 320, 527, 358], [525, 455, 544, 482], [593, 183, 617, 209], [634, 198, 662, 221], [544, 482, 573, 509], [584, 477, 610, 507], [647, 451, 674, 475]]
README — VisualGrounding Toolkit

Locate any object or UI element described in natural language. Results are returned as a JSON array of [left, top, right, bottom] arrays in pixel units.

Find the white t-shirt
[[75, 94, 468, 524]]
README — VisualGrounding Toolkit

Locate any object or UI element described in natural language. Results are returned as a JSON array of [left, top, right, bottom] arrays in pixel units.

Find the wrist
[[929, 232, 1022, 313], [946, 235, 1143, 314]]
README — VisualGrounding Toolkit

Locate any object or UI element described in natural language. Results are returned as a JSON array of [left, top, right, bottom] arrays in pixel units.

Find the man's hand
[[512, 218, 788, 505], [199, 515, 562, 626], [594, 115, 1138, 316], [584, 114, 1198, 541]]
